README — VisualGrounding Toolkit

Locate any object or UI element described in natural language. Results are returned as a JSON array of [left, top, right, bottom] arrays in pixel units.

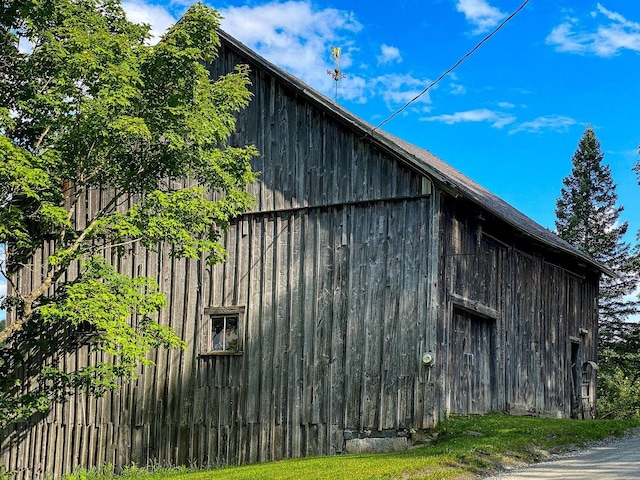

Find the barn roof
[[218, 30, 612, 277]]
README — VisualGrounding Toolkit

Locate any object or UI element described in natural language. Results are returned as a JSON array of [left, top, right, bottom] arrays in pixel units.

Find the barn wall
[[1, 40, 442, 478], [504, 254, 598, 417], [196, 198, 437, 466], [440, 198, 599, 418], [1, 196, 439, 479]]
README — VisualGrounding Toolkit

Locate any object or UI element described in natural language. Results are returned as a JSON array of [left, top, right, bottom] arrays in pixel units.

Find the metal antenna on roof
[[327, 46, 346, 103]]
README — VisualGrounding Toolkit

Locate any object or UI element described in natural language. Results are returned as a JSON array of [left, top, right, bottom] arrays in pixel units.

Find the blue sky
[[2, 1, 640, 320]]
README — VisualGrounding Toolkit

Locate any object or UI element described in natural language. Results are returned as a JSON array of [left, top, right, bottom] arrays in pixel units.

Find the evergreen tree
[[555, 127, 640, 417], [555, 126, 639, 341]]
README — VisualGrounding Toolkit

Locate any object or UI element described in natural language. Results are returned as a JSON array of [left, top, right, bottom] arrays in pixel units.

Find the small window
[[202, 306, 245, 355]]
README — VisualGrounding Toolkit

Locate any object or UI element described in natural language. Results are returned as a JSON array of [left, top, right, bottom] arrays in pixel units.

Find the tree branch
[[0, 191, 125, 344], [33, 125, 51, 152]]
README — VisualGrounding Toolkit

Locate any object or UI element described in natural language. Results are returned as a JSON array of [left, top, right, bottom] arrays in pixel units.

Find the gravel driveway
[[487, 428, 640, 479]]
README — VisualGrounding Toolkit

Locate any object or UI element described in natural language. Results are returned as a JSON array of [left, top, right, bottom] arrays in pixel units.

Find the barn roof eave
[[217, 30, 613, 278]]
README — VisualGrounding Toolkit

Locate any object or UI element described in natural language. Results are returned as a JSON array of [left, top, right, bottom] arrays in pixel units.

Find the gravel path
[[487, 428, 640, 479]]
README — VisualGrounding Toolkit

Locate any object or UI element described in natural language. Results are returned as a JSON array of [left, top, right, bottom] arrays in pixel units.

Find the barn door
[[451, 308, 497, 414]]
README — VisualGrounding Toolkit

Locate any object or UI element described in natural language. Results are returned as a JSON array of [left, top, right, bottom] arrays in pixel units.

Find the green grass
[[62, 414, 640, 480]]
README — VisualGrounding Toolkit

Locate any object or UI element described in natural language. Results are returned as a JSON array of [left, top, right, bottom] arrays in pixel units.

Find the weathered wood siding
[[440, 198, 599, 418], [211, 41, 426, 212], [2, 198, 438, 478], [196, 199, 436, 466], [504, 255, 598, 417], [1, 39, 442, 478]]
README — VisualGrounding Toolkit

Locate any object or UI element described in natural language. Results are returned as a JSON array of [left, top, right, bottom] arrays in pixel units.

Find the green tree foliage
[[0, 0, 257, 428], [602, 146, 640, 417], [555, 126, 639, 417], [596, 327, 640, 418]]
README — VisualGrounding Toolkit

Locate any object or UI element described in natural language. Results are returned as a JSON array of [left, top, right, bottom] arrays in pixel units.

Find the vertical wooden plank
[[286, 211, 303, 458], [292, 102, 303, 209], [269, 217, 283, 459], [300, 105, 312, 209], [411, 199, 429, 426], [300, 211, 316, 451], [234, 221, 250, 464], [244, 216, 261, 423], [258, 216, 275, 462], [260, 77, 274, 211], [343, 204, 365, 430], [312, 210, 332, 429], [397, 200, 420, 426], [361, 204, 385, 430], [380, 282, 398, 430], [329, 206, 348, 453], [318, 121, 329, 206]]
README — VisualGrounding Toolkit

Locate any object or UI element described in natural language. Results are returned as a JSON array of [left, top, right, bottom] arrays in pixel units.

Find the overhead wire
[[371, 0, 531, 134]]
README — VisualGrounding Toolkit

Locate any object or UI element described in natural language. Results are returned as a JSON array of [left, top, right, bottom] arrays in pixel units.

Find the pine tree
[[555, 127, 640, 417], [556, 126, 639, 341]]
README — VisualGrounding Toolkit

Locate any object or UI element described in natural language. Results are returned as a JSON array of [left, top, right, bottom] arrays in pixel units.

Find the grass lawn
[[62, 414, 640, 480]]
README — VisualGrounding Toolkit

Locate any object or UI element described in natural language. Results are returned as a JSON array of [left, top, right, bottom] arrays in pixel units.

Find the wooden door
[[451, 308, 496, 414]]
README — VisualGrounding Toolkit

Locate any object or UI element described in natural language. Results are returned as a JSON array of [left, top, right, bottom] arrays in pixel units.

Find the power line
[[371, 0, 531, 134]]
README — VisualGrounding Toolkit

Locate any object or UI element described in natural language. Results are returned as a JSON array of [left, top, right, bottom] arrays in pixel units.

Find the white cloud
[[118, 0, 368, 102], [220, 1, 362, 98], [498, 101, 515, 108], [377, 44, 403, 65], [620, 148, 640, 162], [420, 108, 515, 128], [122, 0, 177, 44], [114, 1, 434, 107], [329, 73, 368, 103], [547, 4, 640, 56], [597, 3, 640, 29], [219, 2, 435, 107], [455, 0, 506, 34], [450, 83, 466, 95], [370, 73, 432, 108], [509, 115, 577, 134]]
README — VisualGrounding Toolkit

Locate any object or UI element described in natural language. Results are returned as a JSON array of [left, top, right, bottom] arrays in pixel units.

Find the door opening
[[450, 308, 497, 414], [570, 340, 581, 418]]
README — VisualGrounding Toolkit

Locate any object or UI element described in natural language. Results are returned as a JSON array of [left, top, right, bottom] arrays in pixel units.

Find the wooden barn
[[1, 30, 607, 478]]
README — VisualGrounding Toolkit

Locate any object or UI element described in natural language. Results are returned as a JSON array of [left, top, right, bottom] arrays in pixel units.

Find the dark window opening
[[212, 315, 239, 352]]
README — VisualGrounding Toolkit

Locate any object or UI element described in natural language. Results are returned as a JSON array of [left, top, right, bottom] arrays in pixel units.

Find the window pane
[[225, 317, 238, 351], [212, 315, 239, 352]]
